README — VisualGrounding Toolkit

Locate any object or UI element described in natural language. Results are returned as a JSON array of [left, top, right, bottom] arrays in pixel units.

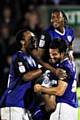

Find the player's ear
[[51, 18, 54, 23], [21, 40, 25, 45], [51, 13, 54, 23], [60, 52, 64, 59]]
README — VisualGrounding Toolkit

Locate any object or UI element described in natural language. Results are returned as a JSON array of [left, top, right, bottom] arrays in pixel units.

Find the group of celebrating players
[[0, 9, 78, 120]]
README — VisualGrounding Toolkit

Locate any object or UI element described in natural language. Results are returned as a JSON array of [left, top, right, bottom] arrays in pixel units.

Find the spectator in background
[[18, 7, 42, 45], [59, 0, 80, 5], [50, 0, 61, 5], [17, 6, 43, 57], [0, 35, 6, 96], [0, 23, 17, 97], [0, 24, 12, 95], [0, 23, 16, 60], [19, 0, 47, 7], [0, 5, 16, 35]]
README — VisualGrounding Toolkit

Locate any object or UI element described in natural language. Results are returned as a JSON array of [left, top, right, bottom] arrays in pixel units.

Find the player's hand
[[55, 68, 67, 79], [68, 50, 74, 61], [34, 84, 42, 93]]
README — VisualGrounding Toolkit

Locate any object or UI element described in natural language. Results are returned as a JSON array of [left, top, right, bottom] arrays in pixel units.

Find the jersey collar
[[56, 57, 69, 67], [55, 28, 65, 36]]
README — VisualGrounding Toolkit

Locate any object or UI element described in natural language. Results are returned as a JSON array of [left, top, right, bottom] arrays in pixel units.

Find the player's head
[[49, 38, 68, 64], [51, 9, 68, 28], [16, 29, 35, 49]]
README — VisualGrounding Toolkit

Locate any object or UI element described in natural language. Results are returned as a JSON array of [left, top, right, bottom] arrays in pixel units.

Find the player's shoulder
[[46, 25, 54, 31], [45, 25, 54, 35], [65, 25, 74, 33], [12, 51, 24, 62], [41, 25, 54, 34], [41, 26, 54, 38], [61, 58, 75, 73]]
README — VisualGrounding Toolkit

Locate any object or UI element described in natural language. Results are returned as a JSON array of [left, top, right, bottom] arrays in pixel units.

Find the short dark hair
[[16, 29, 27, 44], [52, 9, 68, 25], [49, 38, 68, 53], [16, 29, 28, 49]]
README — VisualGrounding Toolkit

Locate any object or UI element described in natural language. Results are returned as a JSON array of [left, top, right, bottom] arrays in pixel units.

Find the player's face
[[49, 48, 61, 64], [23, 31, 32, 49], [51, 11, 64, 28]]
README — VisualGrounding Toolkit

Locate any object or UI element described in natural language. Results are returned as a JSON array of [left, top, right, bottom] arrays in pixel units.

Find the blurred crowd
[[0, 0, 80, 95], [0, 0, 80, 7]]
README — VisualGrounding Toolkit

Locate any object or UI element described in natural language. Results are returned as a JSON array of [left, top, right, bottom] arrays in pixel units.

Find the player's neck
[[21, 47, 26, 52], [61, 54, 68, 63], [56, 26, 64, 33], [21, 47, 32, 56]]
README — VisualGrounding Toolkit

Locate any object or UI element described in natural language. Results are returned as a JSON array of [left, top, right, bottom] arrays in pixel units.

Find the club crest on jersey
[[67, 35, 72, 42]]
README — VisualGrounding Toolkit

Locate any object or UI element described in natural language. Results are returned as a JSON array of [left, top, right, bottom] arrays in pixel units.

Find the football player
[[0, 29, 46, 120], [37, 9, 74, 77], [34, 38, 78, 120]]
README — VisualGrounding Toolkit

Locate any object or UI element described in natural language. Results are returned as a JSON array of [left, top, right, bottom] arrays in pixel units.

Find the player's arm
[[22, 68, 44, 81], [68, 42, 74, 61], [14, 54, 46, 82], [37, 31, 50, 62], [34, 64, 72, 96], [68, 27, 74, 61], [34, 32, 56, 73], [34, 79, 68, 96]]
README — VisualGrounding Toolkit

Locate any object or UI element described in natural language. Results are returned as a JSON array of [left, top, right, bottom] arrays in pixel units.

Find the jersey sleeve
[[38, 31, 51, 49], [61, 62, 74, 83], [13, 53, 29, 76], [69, 27, 75, 45]]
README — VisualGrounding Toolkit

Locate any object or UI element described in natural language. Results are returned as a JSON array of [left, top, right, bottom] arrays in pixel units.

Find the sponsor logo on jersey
[[39, 40, 45, 47], [39, 35, 45, 47], [18, 62, 26, 73]]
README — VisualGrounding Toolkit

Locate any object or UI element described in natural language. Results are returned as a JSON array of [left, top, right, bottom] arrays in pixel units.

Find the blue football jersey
[[1, 51, 38, 109], [55, 58, 78, 108], [39, 26, 74, 49], [47, 25, 74, 46]]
